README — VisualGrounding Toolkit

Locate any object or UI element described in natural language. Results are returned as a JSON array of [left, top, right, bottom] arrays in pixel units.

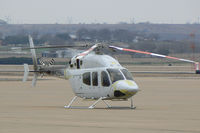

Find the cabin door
[[100, 71, 112, 98]]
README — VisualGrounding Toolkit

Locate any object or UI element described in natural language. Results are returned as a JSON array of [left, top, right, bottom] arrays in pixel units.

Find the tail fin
[[28, 35, 39, 87]]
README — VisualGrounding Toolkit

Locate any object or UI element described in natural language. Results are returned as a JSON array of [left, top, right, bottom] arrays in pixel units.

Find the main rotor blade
[[109, 45, 197, 64], [16, 45, 89, 50], [76, 43, 99, 59], [130, 71, 195, 74]]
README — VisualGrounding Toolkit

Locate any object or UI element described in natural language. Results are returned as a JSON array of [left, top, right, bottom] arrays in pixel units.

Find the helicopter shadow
[[64, 106, 136, 110]]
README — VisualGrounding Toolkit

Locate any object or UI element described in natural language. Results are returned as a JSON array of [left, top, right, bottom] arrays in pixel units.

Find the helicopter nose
[[118, 80, 139, 92], [113, 80, 139, 98]]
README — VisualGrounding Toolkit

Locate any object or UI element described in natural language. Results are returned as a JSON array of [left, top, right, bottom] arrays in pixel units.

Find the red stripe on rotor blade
[[76, 44, 98, 59], [123, 48, 151, 55], [79, 53, 86, 56], [111, 45, 197, 65]]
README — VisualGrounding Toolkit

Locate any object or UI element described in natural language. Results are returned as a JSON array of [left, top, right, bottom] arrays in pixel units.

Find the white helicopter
[[22, 36, 200, 109]]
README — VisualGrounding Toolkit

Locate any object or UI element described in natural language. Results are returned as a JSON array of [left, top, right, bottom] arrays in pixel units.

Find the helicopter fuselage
[[66, 53, 139, 100]]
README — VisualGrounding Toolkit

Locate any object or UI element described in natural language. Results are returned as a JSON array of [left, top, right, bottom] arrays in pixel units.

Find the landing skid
[[64, 96, 136, 109], [88, 97, 111, 109], [130, 96, 136, 109]]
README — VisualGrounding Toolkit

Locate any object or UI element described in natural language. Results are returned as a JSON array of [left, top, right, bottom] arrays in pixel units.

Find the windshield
[[121, 69, 133, 80], [107, 69, 124, 83]]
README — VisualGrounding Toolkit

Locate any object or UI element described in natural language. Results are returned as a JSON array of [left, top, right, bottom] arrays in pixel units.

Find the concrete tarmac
[[0, 76, 200, 133]]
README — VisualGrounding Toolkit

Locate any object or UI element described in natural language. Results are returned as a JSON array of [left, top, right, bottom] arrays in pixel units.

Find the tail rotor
[[29, 35, 39, 87], [23, 35, 39, 87]]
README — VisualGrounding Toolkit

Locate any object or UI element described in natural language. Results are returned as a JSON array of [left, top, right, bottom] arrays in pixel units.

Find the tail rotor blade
[[28, 35, 38, 71], [32, 73, 38, 87], [28, 35, 39, 86]]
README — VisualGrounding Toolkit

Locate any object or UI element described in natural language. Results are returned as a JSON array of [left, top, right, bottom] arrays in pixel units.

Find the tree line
[[0, 28, 159, 45], [0, 28, 199, 55]]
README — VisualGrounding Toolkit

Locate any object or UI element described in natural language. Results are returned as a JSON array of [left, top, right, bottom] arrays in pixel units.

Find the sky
[[0, 0, 200, 24]]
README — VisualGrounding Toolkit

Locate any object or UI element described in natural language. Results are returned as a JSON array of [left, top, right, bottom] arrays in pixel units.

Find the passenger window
[[83, 72, 91, 85], [101, 71, 110, 87], [92, 72, 98, 86]]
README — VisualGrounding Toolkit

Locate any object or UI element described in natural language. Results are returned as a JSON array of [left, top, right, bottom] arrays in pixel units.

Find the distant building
[[0, 19, 7, 25], [69, 34, 77, 40], [42, 51, 57, 58]]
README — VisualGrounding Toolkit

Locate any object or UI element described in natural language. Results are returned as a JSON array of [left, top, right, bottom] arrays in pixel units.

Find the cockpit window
[[121, 69, 133, 80], [107, 69, 124, 83]]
